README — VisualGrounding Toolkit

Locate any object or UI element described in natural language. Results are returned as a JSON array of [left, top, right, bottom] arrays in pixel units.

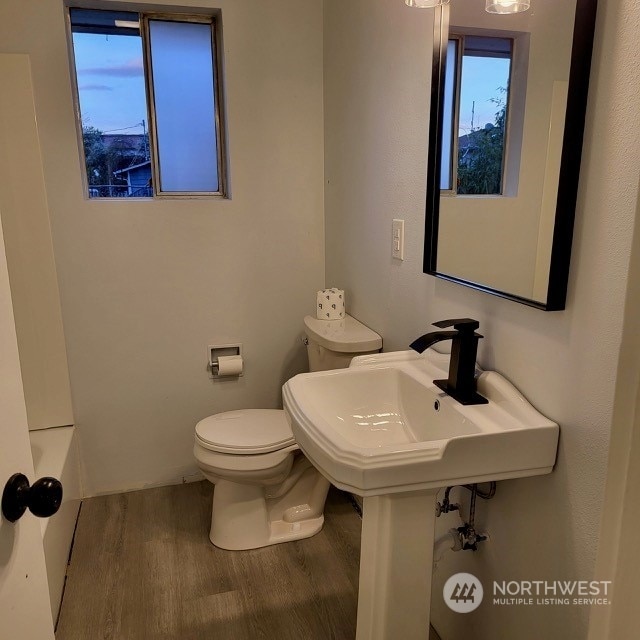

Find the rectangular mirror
[[424, 0, 597, 310]]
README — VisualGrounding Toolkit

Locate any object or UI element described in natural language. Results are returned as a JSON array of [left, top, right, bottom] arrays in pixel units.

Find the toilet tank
[[304, 314, 382, 372]]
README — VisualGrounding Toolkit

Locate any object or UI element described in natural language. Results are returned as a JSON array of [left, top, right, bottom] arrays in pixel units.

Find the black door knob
[[2, 473, 63, 523]]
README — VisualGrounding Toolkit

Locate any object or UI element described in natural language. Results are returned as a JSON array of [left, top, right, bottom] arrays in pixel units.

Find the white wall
[[0, 0, 325, 496], [324, 0, 639, 638], [589, 168, 640, 640], [0, 55, 74, 431]]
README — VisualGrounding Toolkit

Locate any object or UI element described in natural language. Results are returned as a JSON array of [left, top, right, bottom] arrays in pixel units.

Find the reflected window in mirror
[[441, 35, 513, 196], [424, 1, 598, 310]]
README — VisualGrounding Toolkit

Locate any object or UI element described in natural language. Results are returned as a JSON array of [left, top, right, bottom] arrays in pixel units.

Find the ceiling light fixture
[[485, 0, 530, 14], [405, 0, 450, 8]]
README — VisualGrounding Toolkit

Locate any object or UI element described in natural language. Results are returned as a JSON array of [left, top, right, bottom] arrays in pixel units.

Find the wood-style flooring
[[56, 481, 440, 640]]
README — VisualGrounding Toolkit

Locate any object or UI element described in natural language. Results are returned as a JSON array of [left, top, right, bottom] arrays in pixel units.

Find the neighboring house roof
[[113, 160, 151, 176], [459, 123, 495, 150], [102, 134, 146, 151]]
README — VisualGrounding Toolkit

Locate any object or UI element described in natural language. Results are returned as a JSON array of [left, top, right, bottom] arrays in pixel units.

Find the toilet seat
[[195, 409, 295, 454]]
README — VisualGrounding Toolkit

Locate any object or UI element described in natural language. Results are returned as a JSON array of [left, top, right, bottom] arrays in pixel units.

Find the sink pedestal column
[[356, 489, 438, 640]]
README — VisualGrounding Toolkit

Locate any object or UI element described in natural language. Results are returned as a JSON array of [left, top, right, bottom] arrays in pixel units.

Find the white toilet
[[194, 314, 382, 550]]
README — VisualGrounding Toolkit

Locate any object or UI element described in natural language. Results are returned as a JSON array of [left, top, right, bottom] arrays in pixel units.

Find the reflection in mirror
[[441, 34, 512, 195], [424, 0, 597, 310]]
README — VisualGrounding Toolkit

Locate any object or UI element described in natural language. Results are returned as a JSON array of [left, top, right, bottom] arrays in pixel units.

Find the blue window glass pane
[[148, 20, 219, 193]]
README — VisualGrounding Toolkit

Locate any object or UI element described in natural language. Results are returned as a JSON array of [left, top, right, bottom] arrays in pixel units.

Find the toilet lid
[[195, 409, 296, 454]]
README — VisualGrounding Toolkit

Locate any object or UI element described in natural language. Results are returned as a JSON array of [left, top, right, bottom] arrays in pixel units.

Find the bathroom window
[[68, 8, 227, 199], [440, 34, 513, 196]]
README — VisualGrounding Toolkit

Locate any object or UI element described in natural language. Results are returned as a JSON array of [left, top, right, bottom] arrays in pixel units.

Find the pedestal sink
[[283, 349, 559, 640]]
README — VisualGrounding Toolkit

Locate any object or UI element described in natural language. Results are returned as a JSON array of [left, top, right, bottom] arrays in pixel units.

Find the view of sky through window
[[459, 56, 511, 136], [72, 31, 147, 134]]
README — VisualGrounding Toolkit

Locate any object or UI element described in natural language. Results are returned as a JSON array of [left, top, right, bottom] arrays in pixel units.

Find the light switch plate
[[392, 219, 404, 260]]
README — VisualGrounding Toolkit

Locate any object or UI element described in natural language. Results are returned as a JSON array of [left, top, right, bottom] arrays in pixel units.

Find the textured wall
[[0, 0, 325, 495], [589, 3, 640, 635], [324, 0, 638, 638]]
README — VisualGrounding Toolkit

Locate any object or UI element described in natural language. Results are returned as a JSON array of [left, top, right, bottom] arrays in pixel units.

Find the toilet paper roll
[[317, 288, 345, 320], [216, 355, 244, 377]]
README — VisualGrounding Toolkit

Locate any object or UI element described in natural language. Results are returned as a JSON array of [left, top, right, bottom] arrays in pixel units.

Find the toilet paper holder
[[208, 344, 243, 378]]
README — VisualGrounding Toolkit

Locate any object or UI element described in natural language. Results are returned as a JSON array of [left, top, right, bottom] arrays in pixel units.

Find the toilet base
[[208, 463, 330, 550], [210, 509, 325, 551]]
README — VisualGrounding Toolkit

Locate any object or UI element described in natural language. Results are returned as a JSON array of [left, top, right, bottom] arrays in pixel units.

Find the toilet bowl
[[194, 409, 330, 550], [194, 314, 382, 550]]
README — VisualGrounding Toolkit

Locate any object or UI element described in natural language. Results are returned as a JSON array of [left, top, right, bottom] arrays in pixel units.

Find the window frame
[[66, 5, 228, 200], [440, 34, 462, 195], [142, 12, 227, 199]]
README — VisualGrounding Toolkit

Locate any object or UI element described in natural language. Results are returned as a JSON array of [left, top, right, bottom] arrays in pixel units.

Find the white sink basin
[[283, 349, 559, 496], [283, 348, 560, 640]]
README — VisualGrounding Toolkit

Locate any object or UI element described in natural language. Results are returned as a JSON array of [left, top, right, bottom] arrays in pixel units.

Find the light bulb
[[486, 0, 531, 14]]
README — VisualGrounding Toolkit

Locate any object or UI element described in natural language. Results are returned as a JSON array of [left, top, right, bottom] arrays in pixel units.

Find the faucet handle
[[432, 318, 480, 333]]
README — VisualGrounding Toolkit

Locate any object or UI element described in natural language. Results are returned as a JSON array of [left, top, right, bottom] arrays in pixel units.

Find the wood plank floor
[[56, 481, 440, 640]]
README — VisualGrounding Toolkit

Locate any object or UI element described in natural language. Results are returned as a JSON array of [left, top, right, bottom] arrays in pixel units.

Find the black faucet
[[410, 318, 488, 406]]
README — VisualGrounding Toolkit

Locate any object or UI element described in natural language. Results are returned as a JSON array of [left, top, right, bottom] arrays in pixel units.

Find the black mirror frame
[[424, 0, 598, 311]]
